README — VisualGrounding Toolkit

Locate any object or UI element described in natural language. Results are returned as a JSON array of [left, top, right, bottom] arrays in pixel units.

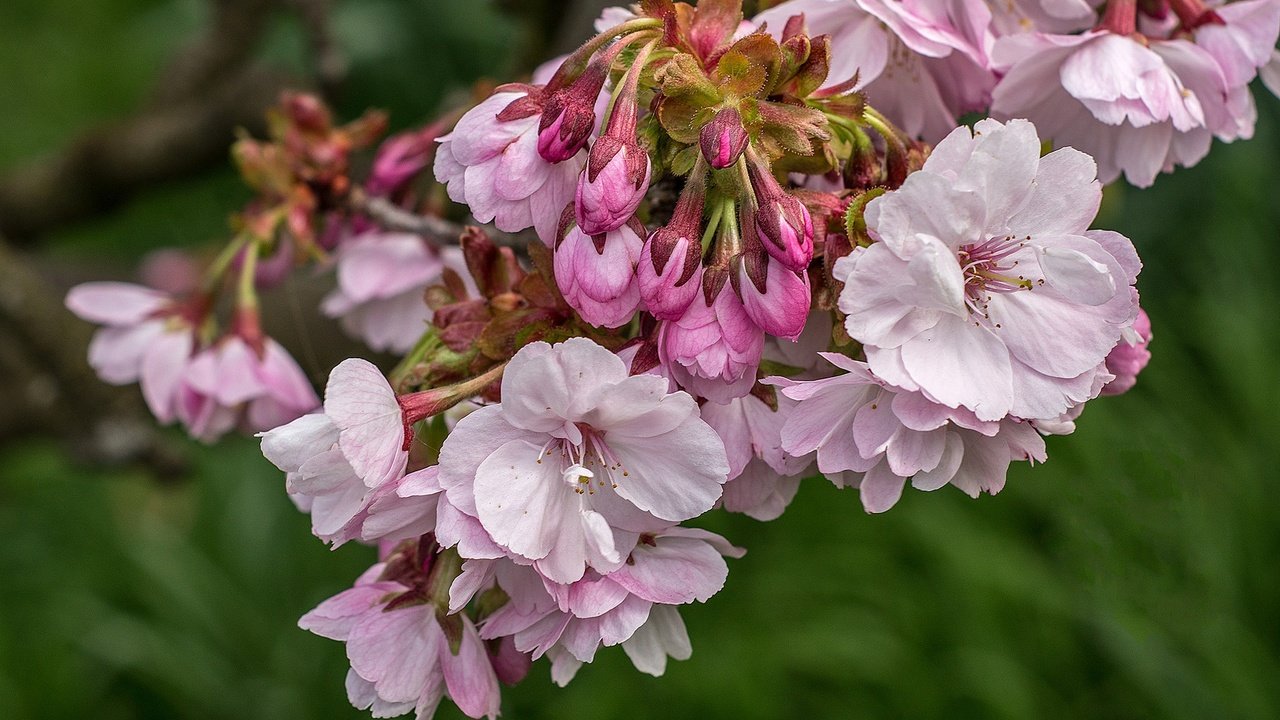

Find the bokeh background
[[1, 1, 1278, 718]]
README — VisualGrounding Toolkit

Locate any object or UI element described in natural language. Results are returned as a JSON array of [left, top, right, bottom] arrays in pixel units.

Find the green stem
[[547, 18, 662, 91], [700, 197, 726, 253], [202, 234, 250, 295], [388, 328, 444, 391], [236, 239, 260, 311]]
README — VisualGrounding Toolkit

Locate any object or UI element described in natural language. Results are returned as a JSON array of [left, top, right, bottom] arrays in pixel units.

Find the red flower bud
[[699, 107, 750, 170]]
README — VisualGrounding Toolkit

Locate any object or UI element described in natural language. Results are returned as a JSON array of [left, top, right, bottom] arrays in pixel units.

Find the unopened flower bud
[[638, 164, 707, 319], [575, 136, 652, 234], [844, 128, 882, 189], [537, 53, 612, 163], [639, 228, 704, 320], [733, 251, 811, 340], [754, 193, 814, 272], [699, 107, 750, 170], [367, 126, 440, 196], [553, 216, 645, 327], [573, 38, 654, 234]]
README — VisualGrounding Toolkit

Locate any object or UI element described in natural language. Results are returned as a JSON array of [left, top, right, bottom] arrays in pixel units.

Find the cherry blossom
[[437, 339, 729, 584], [836, 119, 1139, 421]]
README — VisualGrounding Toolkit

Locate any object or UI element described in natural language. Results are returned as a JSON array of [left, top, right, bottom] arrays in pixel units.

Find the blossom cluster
[[61, 0, 1272, 717]]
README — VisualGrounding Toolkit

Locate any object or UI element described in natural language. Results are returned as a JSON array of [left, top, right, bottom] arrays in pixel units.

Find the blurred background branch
[[0, 0, 305, 242]]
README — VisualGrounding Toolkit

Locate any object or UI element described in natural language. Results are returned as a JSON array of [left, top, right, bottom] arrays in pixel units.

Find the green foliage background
[[1, 2, 1277, 718]]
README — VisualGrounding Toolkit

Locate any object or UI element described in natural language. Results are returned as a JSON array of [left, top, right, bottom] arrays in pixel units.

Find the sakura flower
[[721, 459, 806, 522], [554, 218, 644, 328], [176, 334, 319, 442], [476, 528, 743, 684], [260, 358, 427, 544], [836, 119, 1140, 422], [700, 391, 810, 521], [756, 0, 997, 141], [773, 354, 1046, 512], [990, 28, 1238, 186], [366, 125, 441, 197], [437, 339, 730, 584], [321, 232, 460, 353], [985, 0, 1099, 35], [658, 284, 765, 404], [434, 88, 583, 245], [65, 282, 196, 424], [1101, 307, 1152, 396], [1191, 0, 1280, 140], [300, 560, 501, 720]]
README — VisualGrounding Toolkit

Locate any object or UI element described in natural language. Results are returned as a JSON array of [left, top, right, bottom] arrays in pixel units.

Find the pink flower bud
[[366, 126, 439, 196], [537, 59, 609, 163], [638, 227, 704, 320], [699, 107, 750, 170], [1101, 308, 1152, 396], [553, 218, 644, 327], [754, 193, 814, 272], [574, 137, 651, 234], [733, 251, 811, 340], [658, 282, 764, 403]]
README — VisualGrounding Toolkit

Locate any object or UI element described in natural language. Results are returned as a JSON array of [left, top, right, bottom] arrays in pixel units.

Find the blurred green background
[[2, 1, 1278, 719]]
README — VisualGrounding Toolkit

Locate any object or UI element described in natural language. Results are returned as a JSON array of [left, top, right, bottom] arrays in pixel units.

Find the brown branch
[[289, 0, 348, 100], [151, 0, 281, 104], [0, 0, 335, 243], [0, 239, 188, 475]]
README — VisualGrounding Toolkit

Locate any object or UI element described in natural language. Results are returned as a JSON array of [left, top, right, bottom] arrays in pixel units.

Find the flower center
[[536, 425, 628, 496], [957, 235, 1042, 325]]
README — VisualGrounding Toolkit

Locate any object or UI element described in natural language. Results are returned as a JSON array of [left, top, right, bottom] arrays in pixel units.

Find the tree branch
[[0, 239, 188, 475], [0, 0, 327, 243], [349, 190, 535, 248]]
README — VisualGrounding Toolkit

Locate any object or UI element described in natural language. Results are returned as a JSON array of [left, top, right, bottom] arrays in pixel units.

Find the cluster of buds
[[62, 0, 1280, 718]]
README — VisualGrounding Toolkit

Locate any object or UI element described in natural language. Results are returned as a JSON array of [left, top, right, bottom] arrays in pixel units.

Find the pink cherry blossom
[[836, 119, 1140, 422], [434, 89, 583, 245], [436, 339, 729, 584], [721, 459, 806, 522], [986, 0, 1099, 35], [259, 358, 415, 543], [66, 282, 198, 424], [756, 0, 997, 141], [700, 391, 810, 520], [658, 284, 765, 404], [1193, 0, 1280, 139], [554, 220, 644, 328], [321, 232, 463, 353], [772, 354, 1046, 512], [990, 30, 1238, 186], [475, 528, 742, 684], [1101, 307, 1152, 396], [176, 335, 319, 442], [299, 562, 501, 720]]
